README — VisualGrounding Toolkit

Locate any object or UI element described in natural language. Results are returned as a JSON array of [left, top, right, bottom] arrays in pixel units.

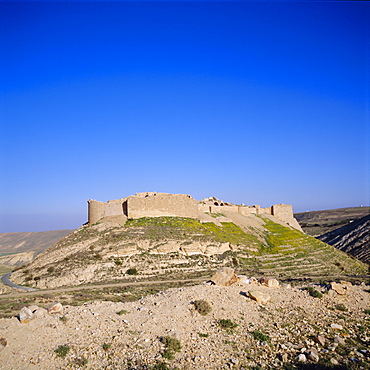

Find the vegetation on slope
[[11, 215, 368, 289]]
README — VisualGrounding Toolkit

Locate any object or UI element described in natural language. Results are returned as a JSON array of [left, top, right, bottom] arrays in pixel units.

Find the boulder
[[248, 290, 271, 304], [47, 302, 63, 315], [210, 267, 238, 286], [330, 282, 346, 295], [19, 307, 34, 323], [306, 349, 319, 362], [267, 278, 279, 288], [297, 354, 307, 362]]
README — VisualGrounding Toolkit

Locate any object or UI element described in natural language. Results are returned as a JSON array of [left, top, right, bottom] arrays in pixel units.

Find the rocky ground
[[0, 272, 369, 370]]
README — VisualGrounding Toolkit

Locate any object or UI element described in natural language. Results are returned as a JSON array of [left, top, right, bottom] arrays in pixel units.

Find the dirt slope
[[294, 207, 370, 236], [318, 215, 370, 265]]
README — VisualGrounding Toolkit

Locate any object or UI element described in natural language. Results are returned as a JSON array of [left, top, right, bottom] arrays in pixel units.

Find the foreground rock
[[210, 267, 238, 286], [0, 282, 369, 369]]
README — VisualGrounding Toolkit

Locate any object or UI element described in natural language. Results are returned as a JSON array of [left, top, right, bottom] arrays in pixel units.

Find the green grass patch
[[193, 299, 212, 316], [218, 318, 238, 330], [54, 345, 70, 358]]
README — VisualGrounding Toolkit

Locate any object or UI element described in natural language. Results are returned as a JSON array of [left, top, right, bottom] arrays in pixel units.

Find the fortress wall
[[272, 204, 293, 220], [272, 204, 303, 231], [127, 193, 198, 219], [88, 200, 107, 224], [210, 205, 239, 214], [259, 207, 273, 216], [238, 206, 259, 216], [105, 200, 124, 217], [198, 204, 212, 213]]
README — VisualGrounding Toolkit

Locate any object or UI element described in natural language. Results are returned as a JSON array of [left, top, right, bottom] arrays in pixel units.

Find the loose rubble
[[0, 273, 369, 369]]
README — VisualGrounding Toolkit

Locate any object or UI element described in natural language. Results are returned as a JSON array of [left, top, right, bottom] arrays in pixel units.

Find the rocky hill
[[0, 275, 369, 369], [10, 211, 367, 290], [0, 230, 72, 266], [294, 207, 370, 236], [318, 215, 370, 265]]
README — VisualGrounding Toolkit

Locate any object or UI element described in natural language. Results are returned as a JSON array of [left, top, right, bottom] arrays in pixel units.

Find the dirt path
[[0, 277, 207, 298]]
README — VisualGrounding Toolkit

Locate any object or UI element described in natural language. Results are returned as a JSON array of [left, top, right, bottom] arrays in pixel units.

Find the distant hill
[[318, 214, 370, 265], [0, 230, 73, 266], [294, 206, 370, 236]]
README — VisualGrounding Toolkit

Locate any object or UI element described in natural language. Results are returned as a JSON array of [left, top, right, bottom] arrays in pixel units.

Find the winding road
[[1, 272, 38, 292]]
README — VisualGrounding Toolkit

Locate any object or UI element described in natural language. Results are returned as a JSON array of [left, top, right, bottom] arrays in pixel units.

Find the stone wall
[[272, 204, 303, 231], [88, 193, 198, 224], [127, 193, 198, 219]]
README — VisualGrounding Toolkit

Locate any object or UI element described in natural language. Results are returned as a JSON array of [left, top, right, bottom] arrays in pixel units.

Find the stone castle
[[88, 192, 302, 231]]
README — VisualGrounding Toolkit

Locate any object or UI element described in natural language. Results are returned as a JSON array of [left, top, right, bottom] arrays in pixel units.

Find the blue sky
[[1, 1, 369, 232]]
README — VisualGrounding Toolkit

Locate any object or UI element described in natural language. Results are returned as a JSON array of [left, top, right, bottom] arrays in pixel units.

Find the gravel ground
[[0, 280, 369, 369]]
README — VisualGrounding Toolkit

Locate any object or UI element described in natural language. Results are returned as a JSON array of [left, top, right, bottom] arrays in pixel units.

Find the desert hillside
[[10, 212, 367, 290], [318, 215, 370, 265], [294, 207, 370, 236], [0, 230, 73, 266]]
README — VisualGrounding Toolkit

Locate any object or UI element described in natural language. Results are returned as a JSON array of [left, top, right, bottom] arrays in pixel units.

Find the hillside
[[0, 230, 72, 266], [318, 214, 370, 265], [10, 212, 367, 289], [294, 206, 370, 236]]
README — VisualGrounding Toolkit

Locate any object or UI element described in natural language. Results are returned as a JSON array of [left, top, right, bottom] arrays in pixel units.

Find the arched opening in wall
[[220, 203, 224, 206], [122, 201, 128, 216], [214, 202, 219, 206]]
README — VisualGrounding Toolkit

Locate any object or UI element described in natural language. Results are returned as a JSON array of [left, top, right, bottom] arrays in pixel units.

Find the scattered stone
[[281, 353, 289, 362], [330, 282, 346, 295], [306, 348, 319, 362], [210, 267, 238, 286], [19, 307, 34, 323], [47, 302, 63, 315], [314, 335, 326, 346], [0, 338, 7, 349], [259, 277, 279, 287], [267, 278, 279, 288], [247, 290, 271, 304], [331, 324, 343, 330], [328, 289, 338, 298], [330, 358, 339, 365], [328, 343, 338, 351], [334, 336, 345, 345], [230, 358, 239, 365], [297, 354, 307, 362]]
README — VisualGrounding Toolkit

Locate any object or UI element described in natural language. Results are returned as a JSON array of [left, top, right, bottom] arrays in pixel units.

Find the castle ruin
[[88, 192, 302, 231]]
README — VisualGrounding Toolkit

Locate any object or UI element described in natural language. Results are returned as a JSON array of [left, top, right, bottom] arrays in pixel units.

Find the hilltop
[[10, 208, 367, 289]]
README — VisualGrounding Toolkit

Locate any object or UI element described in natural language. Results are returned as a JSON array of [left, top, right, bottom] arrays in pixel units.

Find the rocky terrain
[[294, 207, 370, 237], [318, 215, 370, 265], [0, 270, 369, 370], [9, 213, 367, 290]]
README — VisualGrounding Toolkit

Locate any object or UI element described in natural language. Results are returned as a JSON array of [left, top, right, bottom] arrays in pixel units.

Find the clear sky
[[1, 1, 369, 232]]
